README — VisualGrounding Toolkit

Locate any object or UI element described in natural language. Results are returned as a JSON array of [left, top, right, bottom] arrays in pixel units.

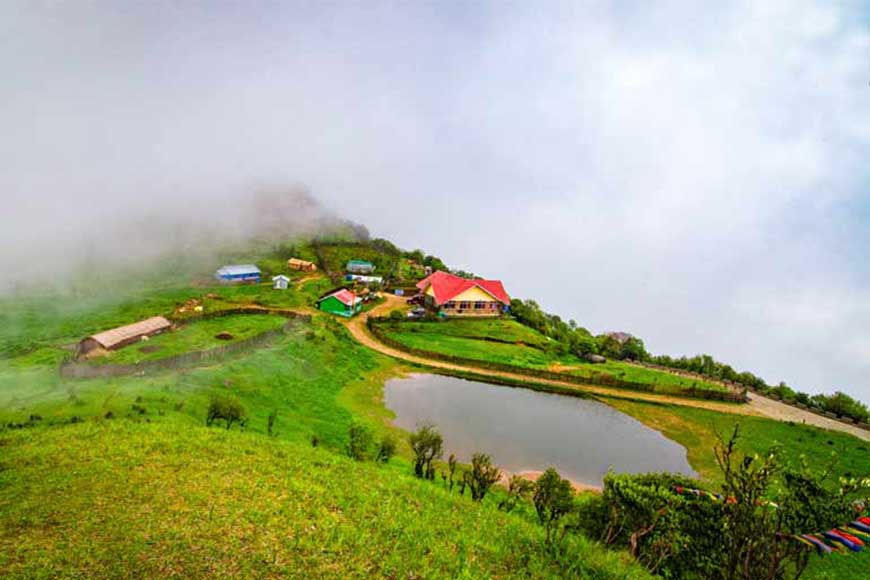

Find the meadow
[[0, 420, 650, 580]]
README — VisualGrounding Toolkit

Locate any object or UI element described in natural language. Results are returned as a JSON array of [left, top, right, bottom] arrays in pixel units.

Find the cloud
[[1, 1, 868, 400]]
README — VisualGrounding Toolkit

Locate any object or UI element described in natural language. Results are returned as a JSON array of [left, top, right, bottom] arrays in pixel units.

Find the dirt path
[[343, 296, 870, 441]]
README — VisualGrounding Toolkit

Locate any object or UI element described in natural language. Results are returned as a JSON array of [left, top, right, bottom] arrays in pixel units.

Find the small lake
[[384, 374, 695, 487]]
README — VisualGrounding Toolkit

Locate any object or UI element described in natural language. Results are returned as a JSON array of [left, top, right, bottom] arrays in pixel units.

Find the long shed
[[215, 264, 261, 283], [346, 260, 375, 274], [77, 316, 172, 357]]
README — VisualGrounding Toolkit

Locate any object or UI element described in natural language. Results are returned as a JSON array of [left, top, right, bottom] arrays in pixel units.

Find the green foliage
[[267, 409, 278, 437], [376, 434, 397, 464], [389, 309, 404, 321], [533, 468, 575, 547], [591, 426, 870, 580], [464, 453, 501, 502], [346, 420, 374, 461], [499, 475, 534, 513], [205, 395, 247, 430], [409, 424, 443, 479]]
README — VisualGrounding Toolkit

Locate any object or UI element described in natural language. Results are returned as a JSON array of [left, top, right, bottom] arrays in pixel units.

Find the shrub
[[346, 420, 373, 461], [499, 475, 534, 512], [376, 435, 397, 464], [206, 395, 247, 430], [389, 310, 404, 321], [409, 424, 443, 479], [267, 409, 278, 437], [465, 453, 501, 502], [533, 468, 575, 547]]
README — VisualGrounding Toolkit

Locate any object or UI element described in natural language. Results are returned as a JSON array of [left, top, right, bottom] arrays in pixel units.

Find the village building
[[272, 275, 290, 290], [215, 264, 261, 283], [316, 289, 363, 317], [77, 316, 172, 357], [344, 273, 383, 285], [287, 258, 317, 271], [415, 271, 510, 316], [346, 260, 375, 274]]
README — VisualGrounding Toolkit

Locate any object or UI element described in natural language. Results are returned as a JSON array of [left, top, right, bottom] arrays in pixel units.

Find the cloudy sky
[[2, 1, 869, 401]]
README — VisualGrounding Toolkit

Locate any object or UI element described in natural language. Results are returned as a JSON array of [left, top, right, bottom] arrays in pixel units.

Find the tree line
[[510, 298, 869, 423]]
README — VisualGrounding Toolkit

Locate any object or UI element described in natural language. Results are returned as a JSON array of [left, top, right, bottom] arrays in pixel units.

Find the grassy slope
[[0, 421, 650, 580], [92, 313, 287, 365], [382, 320, 729, 395]]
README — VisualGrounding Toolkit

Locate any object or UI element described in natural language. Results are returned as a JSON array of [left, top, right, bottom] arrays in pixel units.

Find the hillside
[[0, 421, 649, 579], [1, 235, 868, 580]]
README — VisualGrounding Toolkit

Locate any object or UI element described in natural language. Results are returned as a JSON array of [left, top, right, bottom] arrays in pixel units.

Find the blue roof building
[[215, 264, 261, 283]]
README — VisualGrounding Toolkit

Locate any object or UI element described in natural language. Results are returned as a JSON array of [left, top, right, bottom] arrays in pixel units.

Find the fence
[[61, 313, 310, 379], [367, 318, 748, 403]]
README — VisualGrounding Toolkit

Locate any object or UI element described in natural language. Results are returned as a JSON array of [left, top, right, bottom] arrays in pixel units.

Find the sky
[[2, 1, 870, 401]]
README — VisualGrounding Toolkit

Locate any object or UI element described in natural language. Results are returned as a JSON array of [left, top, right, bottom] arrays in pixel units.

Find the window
[[474, 301, 486, 309], [459, 301, 471, 310], [444, 301, 455, 309]]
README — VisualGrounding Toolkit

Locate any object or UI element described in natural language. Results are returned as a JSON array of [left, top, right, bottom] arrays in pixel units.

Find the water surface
[[384, 374, 695, 487]]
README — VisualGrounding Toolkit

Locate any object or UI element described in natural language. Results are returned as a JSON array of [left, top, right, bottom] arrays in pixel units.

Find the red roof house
[[416, 271, 510, 315]]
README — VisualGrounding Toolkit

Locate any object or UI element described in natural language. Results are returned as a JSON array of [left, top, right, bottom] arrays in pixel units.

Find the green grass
[[0, 420, 650, 579], [380, 319, 730, 396], [90, 314, 288, 365]]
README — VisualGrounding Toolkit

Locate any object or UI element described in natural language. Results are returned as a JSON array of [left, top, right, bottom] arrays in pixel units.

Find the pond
[[384, 374, 696, 487]]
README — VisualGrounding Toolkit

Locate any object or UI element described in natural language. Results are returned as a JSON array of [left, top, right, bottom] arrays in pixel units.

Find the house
[[344, 274, 383, 285], [415, 271, 510, 316], [346, 260, 375, 274], [316, 289, 363, 317], [215, 264, 261, 283], [272, 275, 290, 290], [77, 316, 172, 357], [288, 258, 317, 271]]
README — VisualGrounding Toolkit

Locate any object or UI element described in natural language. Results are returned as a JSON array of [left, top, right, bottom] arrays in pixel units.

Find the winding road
[[345, 295, 870, 442]]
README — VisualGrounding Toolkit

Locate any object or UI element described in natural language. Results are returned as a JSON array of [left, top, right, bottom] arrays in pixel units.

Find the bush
[[346, 420, 373, 461], [533, 468, 575, 547], [376, 435, 397, 464], [499, 475, 534, 513], [389, 310, 404, 321], [206, 395, 247, 430], [465, 453, 501, 502], [409, 424, 443, 479]]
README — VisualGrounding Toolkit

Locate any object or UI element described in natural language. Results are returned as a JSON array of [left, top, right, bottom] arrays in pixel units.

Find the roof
[[272, 275, 290, 281], [216, 264, 261, 276], [87, 316, 172, 349], [288, 258, 315, 266], [415, 271, 510, 306], [347, 260, 373, 266], [318, 289, 363, 306]]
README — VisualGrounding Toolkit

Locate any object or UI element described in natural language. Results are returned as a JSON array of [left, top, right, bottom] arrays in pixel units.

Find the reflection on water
[[384, 374, 696, 487]]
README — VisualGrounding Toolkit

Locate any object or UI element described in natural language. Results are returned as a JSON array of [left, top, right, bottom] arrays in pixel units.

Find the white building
[[272, 275, 290, 290]]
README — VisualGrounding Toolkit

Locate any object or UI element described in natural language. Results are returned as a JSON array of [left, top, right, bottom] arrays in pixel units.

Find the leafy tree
[[533, 468, 575, 546], [465, 453, 501, 502], [205, 395, 247, 430], [499, 475, 534, 512], [409, 424, 443, 479], [346, 420, 373, 461], [446, 454, 458, 491]]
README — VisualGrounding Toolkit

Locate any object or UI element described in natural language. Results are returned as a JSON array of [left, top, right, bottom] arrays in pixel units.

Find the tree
[[465, 453, 501, 502], [206, 395, 247, 430], [499, 475, 534, 512], [409, 424, 443, 479], [533, 468, 575, 546], [346, 420, 373, 461], [446, 454, 458, 491]]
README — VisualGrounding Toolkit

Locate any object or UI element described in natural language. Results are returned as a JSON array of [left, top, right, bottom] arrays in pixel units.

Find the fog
[[2, 1, 869, 401]]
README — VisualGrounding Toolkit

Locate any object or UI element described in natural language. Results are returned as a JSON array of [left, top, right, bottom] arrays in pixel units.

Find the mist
[[2, 1, 869, 401]]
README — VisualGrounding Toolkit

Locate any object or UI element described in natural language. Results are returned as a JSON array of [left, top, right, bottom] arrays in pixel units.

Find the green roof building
[[316, 289, 363, 317]]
